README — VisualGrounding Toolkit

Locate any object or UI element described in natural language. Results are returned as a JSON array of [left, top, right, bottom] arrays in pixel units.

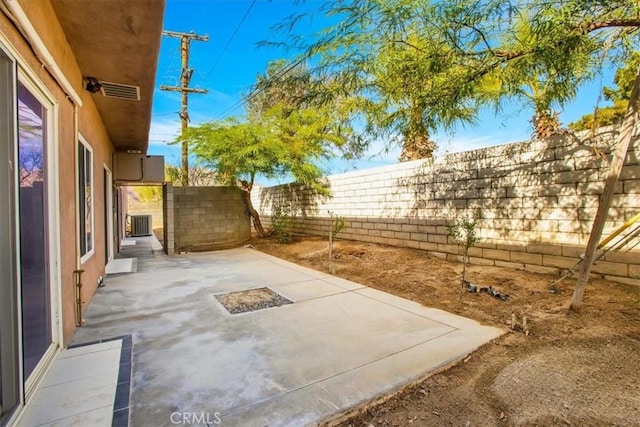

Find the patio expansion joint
[[249, 250, 329, 278], [215, 287, 365, 314], [287, 287, 367, 304], [352, 290, 465, 330], [219, 328, 459, 418]]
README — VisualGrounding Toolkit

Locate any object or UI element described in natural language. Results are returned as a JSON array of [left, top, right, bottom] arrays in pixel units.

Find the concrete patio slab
[[71, 244, 503, 427], [18, 340, 123, 427], [105, 258, 137, 275]]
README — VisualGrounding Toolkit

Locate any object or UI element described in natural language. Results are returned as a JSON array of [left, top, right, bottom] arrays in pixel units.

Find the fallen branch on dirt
[[464, 280, 510, 300]]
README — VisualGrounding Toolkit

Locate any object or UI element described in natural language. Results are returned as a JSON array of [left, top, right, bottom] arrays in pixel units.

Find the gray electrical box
[[114, 153, 164, 184]]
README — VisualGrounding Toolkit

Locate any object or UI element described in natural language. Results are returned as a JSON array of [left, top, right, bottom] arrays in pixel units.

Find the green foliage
[[185, 62, 358, 195], [604, 51, 640, 103], [182, 59, 360, 237], [186, 114, 335, 194], [328, 211, 347, 273], [132, 185, 162, 202], [273, 0, 640, 153], [569, 100, 629, 131], [271, 201, 294, 244], [247, 61, 366, 161], [447, 213, 481, 292], [570, 52, 640, 131], [329, 211, 346, 239], [447, 215, 480, 253]]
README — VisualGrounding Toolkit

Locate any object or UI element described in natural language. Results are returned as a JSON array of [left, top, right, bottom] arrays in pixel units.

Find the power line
[[213, 57, 306, 120], [211, 2, 370, 120], [202, 0, 257, 84], [152, 111, 180, 117]]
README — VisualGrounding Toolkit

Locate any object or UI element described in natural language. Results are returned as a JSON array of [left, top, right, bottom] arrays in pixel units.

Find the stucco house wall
[[1, 1, 164, 423], [1, 1, 113, 344]]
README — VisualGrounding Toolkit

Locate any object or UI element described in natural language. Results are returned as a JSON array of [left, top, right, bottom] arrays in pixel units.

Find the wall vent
[[100, 81, 140, 101]]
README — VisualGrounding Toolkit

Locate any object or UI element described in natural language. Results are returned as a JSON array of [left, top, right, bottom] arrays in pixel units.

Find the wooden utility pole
[[570, 64, 640, 310], [160, 30, 209, 187]]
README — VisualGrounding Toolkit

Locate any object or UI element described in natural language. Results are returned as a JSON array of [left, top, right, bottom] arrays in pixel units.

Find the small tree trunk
[[570, 64, 640, 310], [241, 189, 268, 238], [400, 108, 436, 161], [460, 246, 468, 300], [532, 109, 561, 139], [329, 227, 333, 265]]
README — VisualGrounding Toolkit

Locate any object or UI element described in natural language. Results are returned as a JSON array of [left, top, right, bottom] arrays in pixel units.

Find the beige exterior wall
[[2, 1, 115, 344], [255, 130, 640, 285]]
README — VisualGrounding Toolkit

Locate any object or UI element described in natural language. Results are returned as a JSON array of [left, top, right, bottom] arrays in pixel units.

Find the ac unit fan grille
[[130, 215, 152, 237]]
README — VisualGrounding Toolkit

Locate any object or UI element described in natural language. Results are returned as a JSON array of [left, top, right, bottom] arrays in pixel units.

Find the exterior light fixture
[[84, 76, 102, 93]]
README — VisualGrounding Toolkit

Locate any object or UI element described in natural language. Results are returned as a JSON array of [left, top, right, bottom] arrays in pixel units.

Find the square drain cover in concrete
[[215, 287, 293, 314]]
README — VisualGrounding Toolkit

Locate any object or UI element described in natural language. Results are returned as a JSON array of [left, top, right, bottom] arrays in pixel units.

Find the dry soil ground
[[251, 236, 640, 427]]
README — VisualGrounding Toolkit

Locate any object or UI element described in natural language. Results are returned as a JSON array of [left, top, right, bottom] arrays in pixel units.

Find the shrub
[[271, 201, 294, 244]]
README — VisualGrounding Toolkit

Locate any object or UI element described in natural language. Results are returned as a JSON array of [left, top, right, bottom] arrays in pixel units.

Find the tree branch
[[582, 19, 640, 33]]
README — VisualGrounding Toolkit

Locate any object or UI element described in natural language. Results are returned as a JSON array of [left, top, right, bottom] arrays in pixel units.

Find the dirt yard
[[251, 236, 640, 427]]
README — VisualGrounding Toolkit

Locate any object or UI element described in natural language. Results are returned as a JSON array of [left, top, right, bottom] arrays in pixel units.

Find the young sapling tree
[[447, 213, 481, 299], [328, 211, 346, 274]]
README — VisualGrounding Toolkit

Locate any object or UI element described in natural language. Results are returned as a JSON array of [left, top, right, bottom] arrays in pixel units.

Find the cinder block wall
[[162, 183, 175, 255], [253, 129, 640, 284], [173, 186, 251, 252]]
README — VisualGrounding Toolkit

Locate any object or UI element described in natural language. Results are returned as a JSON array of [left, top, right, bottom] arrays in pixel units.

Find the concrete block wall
[[162, 183, 175, 255], [172, 186, 251, 252], [254, 129, 640, 284]]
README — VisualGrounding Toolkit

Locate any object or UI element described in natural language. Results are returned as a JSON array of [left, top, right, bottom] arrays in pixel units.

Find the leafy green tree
[[479, 13, 595, 138], [570, 51, 640, 131], [371, 33, 479, 159], [272, 1, 483, 160], [184, 106, 346, 237], [447, 214, 480, 299], [247, 60, 365, 160], [183, 59, 361, 237], [274, 0, 640, 155]]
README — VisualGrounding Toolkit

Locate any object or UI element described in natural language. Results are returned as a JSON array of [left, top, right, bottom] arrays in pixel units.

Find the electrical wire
[[202, 0, 258, 83], [210, 2, 368, 120], [152, 111, 180, 117], [213, 57, 306, 120]]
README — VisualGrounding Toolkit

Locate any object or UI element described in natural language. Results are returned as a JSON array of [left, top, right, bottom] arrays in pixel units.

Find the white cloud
[[148, 117, 181, 146], [435, 130, 531, 156]]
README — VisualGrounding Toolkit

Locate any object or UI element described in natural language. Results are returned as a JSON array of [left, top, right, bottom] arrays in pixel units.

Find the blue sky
[[149, 0, 617, 184]]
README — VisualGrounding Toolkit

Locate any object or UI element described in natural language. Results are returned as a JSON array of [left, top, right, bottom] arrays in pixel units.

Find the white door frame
[[0, 39, 22, 425], [104, 165, 114, 262]]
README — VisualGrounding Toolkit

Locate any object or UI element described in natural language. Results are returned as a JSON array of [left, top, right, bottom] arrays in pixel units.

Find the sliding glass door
[[17, 81, 53, 382]]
